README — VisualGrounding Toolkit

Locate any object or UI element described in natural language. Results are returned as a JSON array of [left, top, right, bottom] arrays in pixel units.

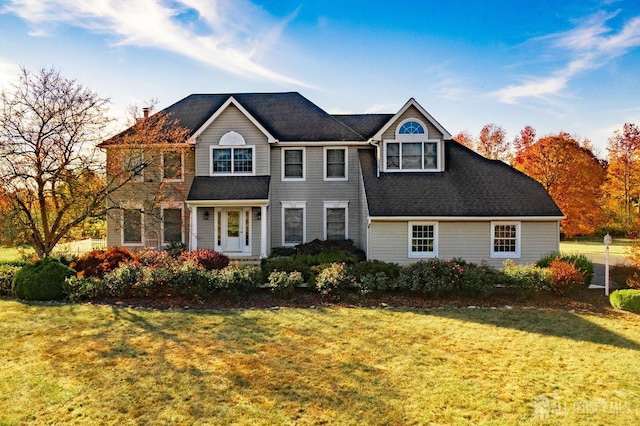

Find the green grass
[[0, 247, 21, 263], [1, 301, 639, 425], [560, 238, 631, 256]]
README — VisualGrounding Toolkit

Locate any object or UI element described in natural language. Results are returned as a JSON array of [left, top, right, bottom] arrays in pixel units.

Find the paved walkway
[[584, 252, 627, 291]]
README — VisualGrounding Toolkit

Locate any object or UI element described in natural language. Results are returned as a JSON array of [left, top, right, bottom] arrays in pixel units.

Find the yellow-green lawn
[[1, 300, 639, 425]]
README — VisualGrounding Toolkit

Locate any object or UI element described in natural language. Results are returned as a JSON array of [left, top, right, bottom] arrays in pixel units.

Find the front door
[[224, 210, 242, 252]]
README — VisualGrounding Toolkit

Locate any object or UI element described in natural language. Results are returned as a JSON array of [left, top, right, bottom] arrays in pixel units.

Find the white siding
[[369, 220, 560, 267]]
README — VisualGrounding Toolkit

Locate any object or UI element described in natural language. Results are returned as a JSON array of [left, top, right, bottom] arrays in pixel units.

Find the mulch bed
[[90, 286, 636, 319]]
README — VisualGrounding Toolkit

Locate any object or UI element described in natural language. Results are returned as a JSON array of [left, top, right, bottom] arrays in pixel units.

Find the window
[[282, 148, 305, 180], [162, 207, 183, 244], [491, 222, 521, 258], [124, 150, 144, 181], [324, 147, 347, 180], [162, 151, 183, 181], [324, 201, 348, 240], [408, 222, 437, 258], [123, 209, 143, 245], [384, 118, 441, 172], [386, 142, 439, 171], [282, 201, 306, 245], [211, 147, 254, 175]]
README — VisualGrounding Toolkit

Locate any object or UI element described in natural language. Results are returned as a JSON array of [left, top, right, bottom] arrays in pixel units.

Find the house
[[100, 92, 563, 267]]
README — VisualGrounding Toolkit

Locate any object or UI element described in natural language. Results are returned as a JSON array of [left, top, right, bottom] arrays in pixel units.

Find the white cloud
[[0, 58, 19, 91], [495, 11, 640, 104], [3, 0, 308, 87]]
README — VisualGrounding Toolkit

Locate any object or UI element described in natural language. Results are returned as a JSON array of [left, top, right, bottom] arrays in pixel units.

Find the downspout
[[368, 138, 381, 178]]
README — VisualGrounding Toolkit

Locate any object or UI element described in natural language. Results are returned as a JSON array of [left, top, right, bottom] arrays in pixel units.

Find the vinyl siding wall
[[369, 220, 559, 267], [194, 104, 270, 176], [270, 146, 364, 248]]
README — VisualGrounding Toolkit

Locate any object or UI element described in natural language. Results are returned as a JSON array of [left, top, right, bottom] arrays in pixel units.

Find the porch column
[[260, 205, 268, 258], [190, 206, 198, 250]]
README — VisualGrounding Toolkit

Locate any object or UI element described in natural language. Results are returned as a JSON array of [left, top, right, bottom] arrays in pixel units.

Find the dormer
[[373, 99, 451, 173]]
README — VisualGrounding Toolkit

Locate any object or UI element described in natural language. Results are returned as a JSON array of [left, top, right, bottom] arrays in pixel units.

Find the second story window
[[124, 149, 144, 182], [211, 147, 254, 175], [162, 151, 183, 181], [324, 147, 347, 180], [384, 119, 441, 172], [282, 148, 305, 180]]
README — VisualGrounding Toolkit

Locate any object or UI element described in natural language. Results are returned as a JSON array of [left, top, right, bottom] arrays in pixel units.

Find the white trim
[[281, 201, 306, 246], [373, 98, 452, 140], [161, 149, 184, 182], [490, 221, 521, 259], [274, 141, 371, 146], [260, 205, 268, 258], [209, 145, 255, 176], [219, 130, 246, 146], [188, 96, 277, 143], [214, 207, 252, 254], [323, 146, 348, 181], [160, 205, 184, 245], [187, 200, 269, 207], [190, 206, 198, 250], [281, 147, 306, 181], [323, 201, 349, 240], [396, 118, 429, 140], [408, 221, 438, 258], [370, 216, 564, 222], [121, 206, 144, 246]]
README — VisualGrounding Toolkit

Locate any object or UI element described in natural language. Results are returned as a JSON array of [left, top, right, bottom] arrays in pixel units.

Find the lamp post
[[604, 233, 612, 296]]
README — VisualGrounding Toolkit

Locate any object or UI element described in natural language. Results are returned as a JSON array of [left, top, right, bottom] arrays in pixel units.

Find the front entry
[[216, 208, 251, 254]]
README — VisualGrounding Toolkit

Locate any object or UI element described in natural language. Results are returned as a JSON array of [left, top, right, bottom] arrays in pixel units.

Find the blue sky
[[1, 0, 639, 155]]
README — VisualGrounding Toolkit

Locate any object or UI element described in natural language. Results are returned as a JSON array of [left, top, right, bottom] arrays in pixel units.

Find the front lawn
[[1, 301, 639, 425]]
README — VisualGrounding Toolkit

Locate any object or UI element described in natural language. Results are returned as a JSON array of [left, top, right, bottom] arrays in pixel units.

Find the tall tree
[[514, 132, 606, 237], [602, 123, 640, 227], [0, 67, 188, 257], [453, 130, 475, 150], [512, 125, 536, 165], [477, 123, 510, 162]]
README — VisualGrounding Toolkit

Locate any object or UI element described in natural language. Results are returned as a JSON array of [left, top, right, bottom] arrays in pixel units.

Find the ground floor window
[[324, 201, 348, 240], [162, 207, 183, 245], [123, 209, 143, 245], [408, 222, 437, 258], [282, 201, 306, 245], [491, 221, 521, 258]]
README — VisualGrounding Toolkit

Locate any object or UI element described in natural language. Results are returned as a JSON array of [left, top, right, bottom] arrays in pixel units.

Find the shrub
[[63, 275, 107, 302], [167, 262, 214, 299], [315, 262, 355, 295], [215, 263, 262, 296], [295, 239, 366, 261], [457, 260, 502, 297], [611, 264, 640, 289], [270, 246, 297, 257], [261, 256, 311, 282], [398, 259, 461, 296], [178, 249, 229, 270], [295, 252, 357, 267], [12, 257, 75, 300], [0, 265, 21, 296], [549, 259, 584, 295], [269, 271, 304, 297], [103, 262, 145, 298], [165, 241, 188, 258], [71, 247, 139, 279], [502, 261, 552, 291], [536, 252, 594, 286], [348, 260, 400, 293], [610, 289, 640, 314]]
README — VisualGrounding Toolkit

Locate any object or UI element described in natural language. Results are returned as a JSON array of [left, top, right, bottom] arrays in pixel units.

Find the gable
[[381, 105, 444, 141], [373, 98, 452, 141]]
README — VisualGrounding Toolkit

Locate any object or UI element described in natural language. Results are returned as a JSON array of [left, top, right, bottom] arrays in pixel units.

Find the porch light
[[604, 233, 612, 296], [204, 210, 209, 221]]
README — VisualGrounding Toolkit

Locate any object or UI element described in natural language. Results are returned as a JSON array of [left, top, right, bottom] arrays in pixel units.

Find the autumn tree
[[454, 130, 475, 150], [514, 132, 606, 237], [0, 67, 188, 257], [512, 125, 536, 165], [601, 123, 640, 228], [477, 123, 510, 162]]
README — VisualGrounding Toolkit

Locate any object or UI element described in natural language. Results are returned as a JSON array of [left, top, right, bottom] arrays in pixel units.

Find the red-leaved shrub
[[178, 249, 229, 270], [549, 259, 584, 295], [71, 247, 139, 278]]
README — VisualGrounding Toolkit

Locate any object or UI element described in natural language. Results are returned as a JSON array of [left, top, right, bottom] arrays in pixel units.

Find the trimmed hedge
[[12, 257, 75, 300], [610, 289, 640, 314]]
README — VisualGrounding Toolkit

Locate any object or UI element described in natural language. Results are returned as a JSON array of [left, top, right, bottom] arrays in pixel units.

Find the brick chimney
[[142, 107, 150, 119]]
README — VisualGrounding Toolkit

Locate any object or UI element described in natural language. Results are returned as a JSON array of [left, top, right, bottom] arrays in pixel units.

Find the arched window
[[399, 121, 425, 135]]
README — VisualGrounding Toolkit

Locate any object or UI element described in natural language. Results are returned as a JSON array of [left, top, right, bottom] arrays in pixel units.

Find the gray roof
[[332, 114, 395, 139], [164, 93, 367, 142], [359, 144, 563, 217], [187, 176, 270, 201]]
